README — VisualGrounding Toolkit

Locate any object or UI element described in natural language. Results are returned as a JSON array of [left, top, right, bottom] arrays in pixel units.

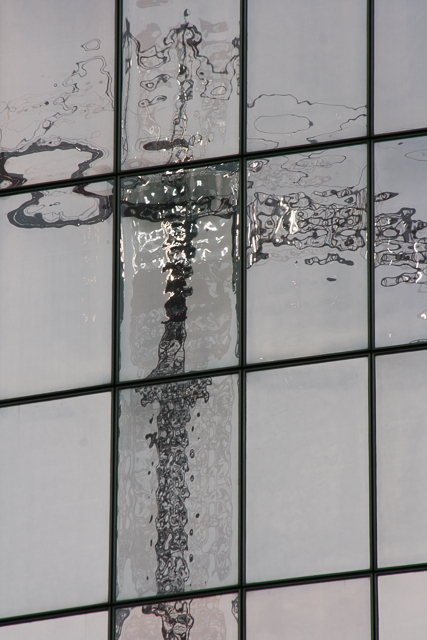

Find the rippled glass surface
[[247, 0, 366, 152], [121, 0, 239, 170], [0, 182, 113, 399], [117, 374, 238, 599], [247, 579, 371, 640], [116, 594, 238, 640], [246, 146, 367, 363], [375, 137, 427, 347], [0, 0, 115, 189], [378, 572, 427, 640], [0, 394, 111, 618], [0, 612, 109, 640], [377, 351, 427, 567], [246, 359, 369, 583], [120, 163, 239, 381]]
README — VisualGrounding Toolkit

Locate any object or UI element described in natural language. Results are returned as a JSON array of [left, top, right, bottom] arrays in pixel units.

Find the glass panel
[[0, 612, 109, 640], [0, 0, 115, 189], [121, 0, 239, 170], [120, 163, 239, 381], [246, 359, 369, 583], [246, 146, 367, 363], [375, 137, 427, 347], [247, 579, 371, 640], [0, 394, 111, 618], [376, 351, 427, 567], [247, 0, 366, 152], [0, 182, 113, 399], [116, 594, 238, 640], [378, 572, 427, 640], [117, 374, 239, 599], [375, 0, 427, 134]]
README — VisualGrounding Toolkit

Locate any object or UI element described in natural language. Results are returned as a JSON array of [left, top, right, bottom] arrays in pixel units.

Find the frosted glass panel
[[377, 351, 427, 567], [375, 0, 427, 134], [117, 374, 239, 599], [0, 612, 108, 640], [247, 0, 366, 152], [0, 394, 111, 618], [379, 572, 427, 640], [375, 138, 427, 347], [247, 146, 367, 363], [116, 594, 238, 640], [0, 182, 113, 399], [247, 579, 371, 640], [0, 0, 115, 189], [122, 0, 239, 169], [120, 164, 239, 381], [246, 359, 369, 583]]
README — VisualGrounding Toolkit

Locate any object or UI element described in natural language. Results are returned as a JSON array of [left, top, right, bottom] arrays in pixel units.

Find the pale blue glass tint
[[0, 612, 109, 640], [0, 182, 113, 399], [246, 359, 370, 583], [378, 572, 427, 640], [0, 394, 111, 618], [376, 351, 427, 567], [120, 164, 239, 381], [121, 0, 239, 170], [246, 146, 368, 363], [247, 0, 366, 152], [0, 0, 115, 189], [375, 137, 427, 347], [247, 579, 371, 640]]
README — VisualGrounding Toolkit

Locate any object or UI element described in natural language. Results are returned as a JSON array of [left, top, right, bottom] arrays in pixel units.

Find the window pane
[[0, 612, 109, 640], [375, 0, 427, 134], [0, 394, 111, 618], [246, 146, 367, 363], [121, 0, 239, 170], [117, 374, 239, 599], [376, 351, 427, 567], [0, 0, 115, 189], [375, 137, 427, 347], [120, 163, 239, 381], [378, 571, 427, 640], [247, 0, 366, 152], [246, 359, 369, 583], [247, 579, 371, 640], [0, 182, 113, 399]]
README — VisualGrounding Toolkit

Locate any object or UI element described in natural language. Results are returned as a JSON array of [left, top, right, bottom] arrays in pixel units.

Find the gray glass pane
[[122, 0, 239, 170], [117, 374, 238, 599], [120, 164, 239, 381], [0, 182, 113, 399], [247, 146, 367, 363], [377, 351, 427, 567], [0, 612, 109, 640], [375, 138, 427, 347], [247, 0, 366, 152], [379, 572, 427, 640], [0, 0, 115, 189], [246, 359, 369, 583], [375, 0, 427, 134], [116, 594, 238, 640], [247, 579, 371, 640], [0, 394, 111, 618]]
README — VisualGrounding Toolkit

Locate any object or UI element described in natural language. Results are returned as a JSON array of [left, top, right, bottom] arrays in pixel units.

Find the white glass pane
[[0, 0, 115, 189], [377, 351, 427, 567], [117, 374, 239, 599], [0, 612, 108, 640], [379, 572, 427, 640], [246, 359, 369, 583], [247, 0, 366, 152], [0, 394, 111, 618], [0, 183, 113, 399], [122, 0, 239, 169], [375, 0, 427, 134], [247, 579, 371, 640], [375, 137, 427, 347], [247, 146, 368, 363]]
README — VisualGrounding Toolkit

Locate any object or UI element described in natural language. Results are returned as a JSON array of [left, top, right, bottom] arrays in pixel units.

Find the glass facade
[[1, 0, 427, 638]]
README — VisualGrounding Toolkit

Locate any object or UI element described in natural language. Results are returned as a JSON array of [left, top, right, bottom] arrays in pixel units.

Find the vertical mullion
[[239, 0, 247, 157], [368, 352, 378, 640]]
